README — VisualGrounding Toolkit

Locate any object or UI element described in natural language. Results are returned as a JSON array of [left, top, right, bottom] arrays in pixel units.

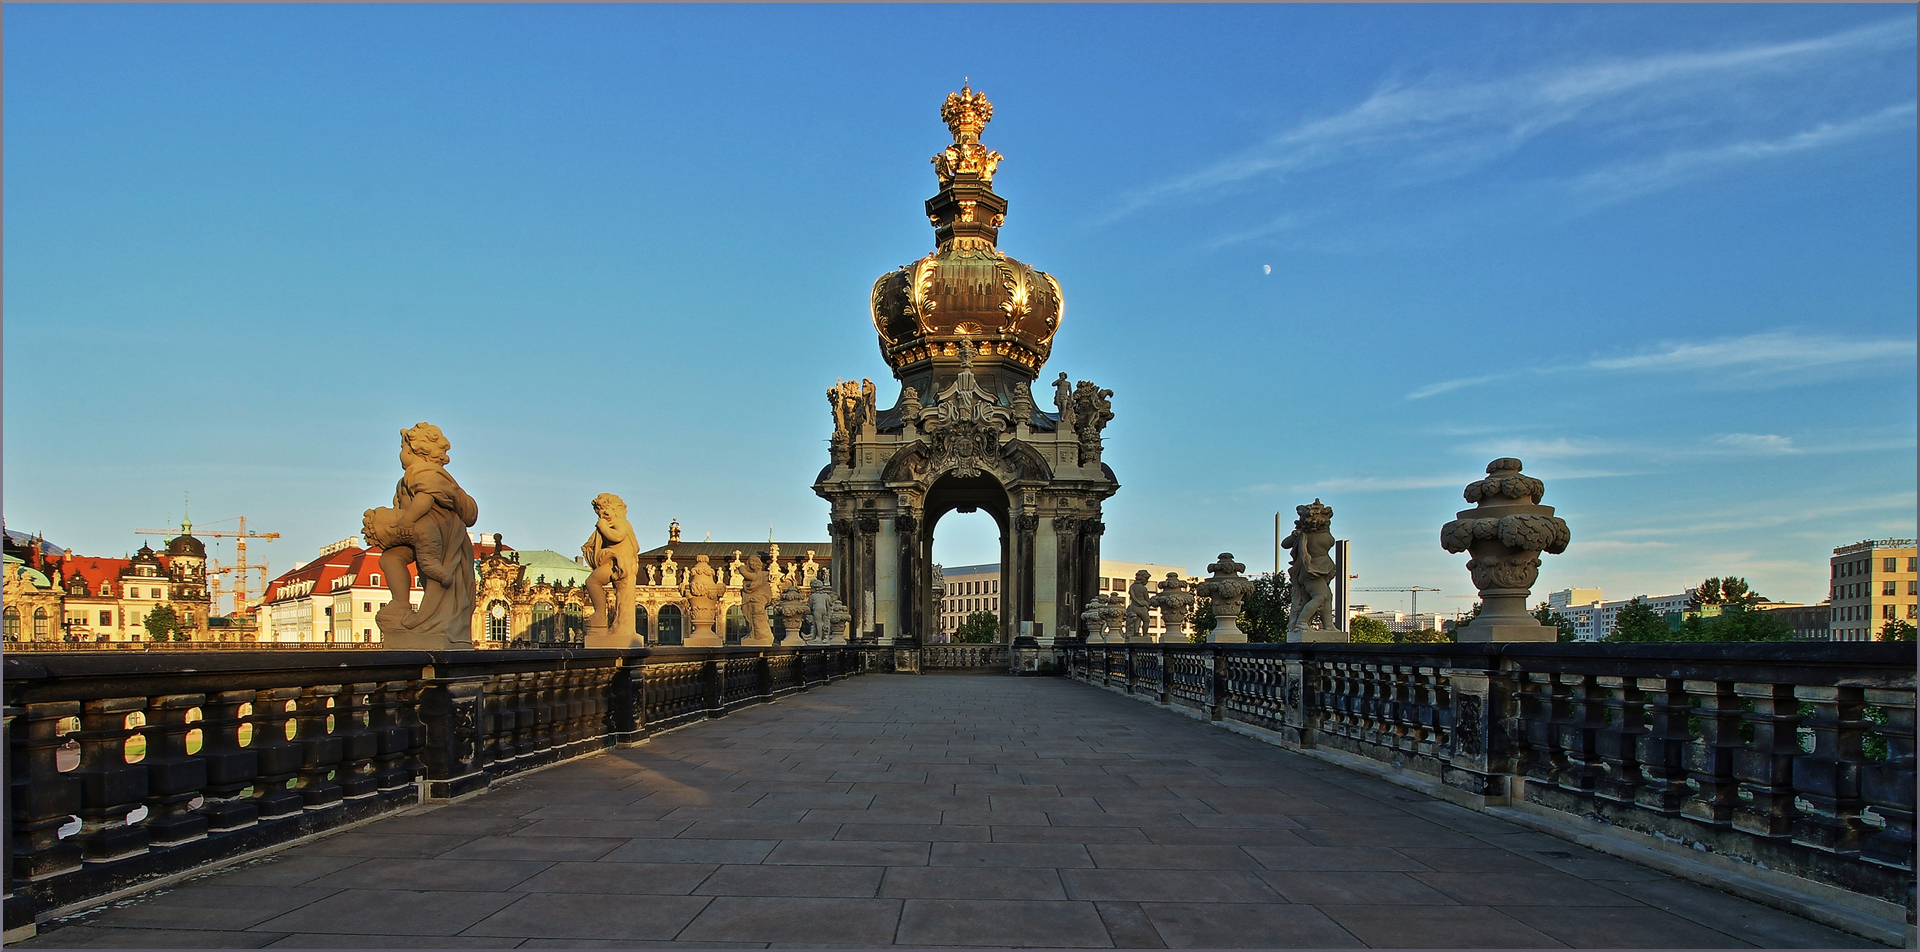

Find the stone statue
[[1442, 458, 1570, 642], [738, 552, 776, 645], [930, 563, 947, 602], [776, 581, 809, 643], [581, 493, 640, 648], [1009, 381, 1036, 426], [1071, 380, 1114, 465], [808, 578, 837, 644], [899, 386, 923, 426], [680, 554, 724, 646], [1124, 569, 1154, 642], [1052, 372, 1076, 431], [1283, 499, 1341, 640], [1196, 553, 1253, 644], [362, 423, 479, 649], [1150, 573, 1194, 644], [860, 379, 878, 427]]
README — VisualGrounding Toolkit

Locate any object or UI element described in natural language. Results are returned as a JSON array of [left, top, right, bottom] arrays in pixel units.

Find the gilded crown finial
[[933, 85, 1003, 187]]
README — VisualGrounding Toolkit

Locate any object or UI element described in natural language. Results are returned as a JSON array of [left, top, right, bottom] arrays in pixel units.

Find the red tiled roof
[[56, 555, 178, 598], [261, 545, 418, 603]]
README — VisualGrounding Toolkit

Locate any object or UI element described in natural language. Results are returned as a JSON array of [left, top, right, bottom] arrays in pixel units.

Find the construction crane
[[137, 514, 280, 616], [1352, 586, 1442, 619]]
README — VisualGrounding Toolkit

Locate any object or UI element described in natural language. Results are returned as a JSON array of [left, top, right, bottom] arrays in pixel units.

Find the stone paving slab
[[19, 674, 1886, 949]]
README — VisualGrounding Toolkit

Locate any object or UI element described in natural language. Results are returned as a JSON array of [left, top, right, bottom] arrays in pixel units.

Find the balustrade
[[1064, 640, 1914, 919], [3, 644, 858, 931]]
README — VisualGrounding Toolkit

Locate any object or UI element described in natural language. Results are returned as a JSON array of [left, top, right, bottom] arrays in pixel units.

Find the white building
[[932, 558, 1191, 642], [1545, 588, 1695, 641]]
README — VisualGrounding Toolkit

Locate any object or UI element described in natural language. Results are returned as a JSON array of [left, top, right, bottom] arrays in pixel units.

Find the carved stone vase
[[776, 585, 809, 644], [1197, 553, 1253, 644], [1441, 458, 1571, 642]]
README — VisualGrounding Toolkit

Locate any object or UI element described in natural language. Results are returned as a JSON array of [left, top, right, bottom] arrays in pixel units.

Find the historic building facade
[[1, 522, 214, 643], [815, 87, 1119, 645]]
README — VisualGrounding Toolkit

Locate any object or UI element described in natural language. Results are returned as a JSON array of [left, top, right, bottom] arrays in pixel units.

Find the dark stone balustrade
[[1067, 640, 1916, 925], [2, 645, 861, 934]]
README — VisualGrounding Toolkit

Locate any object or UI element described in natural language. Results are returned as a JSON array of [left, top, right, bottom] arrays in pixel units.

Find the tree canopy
[[1879, 619, 1916, 643], [1534, 603, 1579, 642], [1687, 576, 1763, 610], [1349, 615, 1393, 643], [1605, 598, 1671, 642], [1238, 572, 1291, 644], [955, 611, 998, 644], [143, 604, 187, 642]]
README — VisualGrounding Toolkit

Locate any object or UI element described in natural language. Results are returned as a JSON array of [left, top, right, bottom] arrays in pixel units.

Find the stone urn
[[775, 584, 809, 644], [1197, 553, 1253, 643], [1150, 573, 1195, 644], [1080, 594, 1113, 644], [1442, 458, 1570, 642]]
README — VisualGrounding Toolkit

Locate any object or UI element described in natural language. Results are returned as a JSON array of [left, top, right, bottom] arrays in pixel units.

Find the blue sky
[[5, 5, 1914, 615]]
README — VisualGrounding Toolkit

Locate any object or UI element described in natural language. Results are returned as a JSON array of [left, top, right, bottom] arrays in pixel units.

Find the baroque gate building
[[816, 87, 1118, 645]]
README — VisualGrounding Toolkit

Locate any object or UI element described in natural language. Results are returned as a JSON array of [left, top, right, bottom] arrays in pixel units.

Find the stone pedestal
[[584, 628, 645, 649], [682, 604, 723, 647], [1454, 622, 1555, 643], [1289, 627, 1350, 643]]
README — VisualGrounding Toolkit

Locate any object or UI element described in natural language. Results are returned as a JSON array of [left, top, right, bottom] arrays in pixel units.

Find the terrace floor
[[20, 675, 1883, 949]]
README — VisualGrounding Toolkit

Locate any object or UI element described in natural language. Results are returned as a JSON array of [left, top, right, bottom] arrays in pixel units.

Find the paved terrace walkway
[[24, 675, 1880, 949]]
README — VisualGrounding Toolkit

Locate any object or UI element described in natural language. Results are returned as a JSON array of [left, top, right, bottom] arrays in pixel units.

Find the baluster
[[1593, 676, 1646, 804], [1733, 682, 1802, 838], [249, 687, 305, 820], [1557, 674, 1603, 797], [334, 683, 380, 800], [368, 681, 414, 790], [73, 697, 149, 862], [1518, 673, 1563, 786], [1860, 688, 1915, 869], [195, 691, 258, 832], [1682, 680, 1741, 825], [1635, 677, 1691, 816], [292, 685, 344, 810], [1791, 685, 1871, 853], [11, 701, 83, 879], [138, 695, 209, 846], [512, 673, 540, 757], [482, 675, 513, 765]]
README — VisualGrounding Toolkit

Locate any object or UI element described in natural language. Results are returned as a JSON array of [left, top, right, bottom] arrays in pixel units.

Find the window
[[1884, 604, 1897, 620], [657, 605, 683, 646], [531, 603, 555, 642], [370, 574, 380, 586], [363, 628, 373, 640], [564, 604, 584, 640], [150, 588, 161, 599], [1887, 558, 1899, 573], [1909, 558, 1917, 572], [725, 606, 747, 644], [5, 608, 23, 640], [1909, 581, 1917, 596], [1885, 582, 1897, 597], [324, 606, 333, 617], [486, 601, 509, 641], [635, 605, 647, 637], [100, 611, 113, 626]]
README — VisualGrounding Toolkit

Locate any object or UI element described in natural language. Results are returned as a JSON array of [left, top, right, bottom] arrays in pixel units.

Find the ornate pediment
[[920, 342, 1014, 478]]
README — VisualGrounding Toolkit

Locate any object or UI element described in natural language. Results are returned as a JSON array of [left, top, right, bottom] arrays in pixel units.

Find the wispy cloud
[[1408, 330, 1915, 399], [1711, 433, 1801, 455], [1565, 102, 1917, 205], [1108, 17, 1915, 228], [1469, 437, 1636, 461]]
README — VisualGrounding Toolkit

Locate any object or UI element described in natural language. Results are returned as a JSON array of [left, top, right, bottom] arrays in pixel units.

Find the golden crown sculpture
[[933, 85, 1003, 187]]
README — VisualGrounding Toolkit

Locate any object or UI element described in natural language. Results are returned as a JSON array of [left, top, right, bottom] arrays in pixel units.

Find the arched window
[[564, 603, 584, 642], [656, 605, 683, 646], [531, 602, 555, 643], [635, 604, 648, 637], [486, 601, 509, 641], [3, 608, 19, 641], [725, 606, 747, 644], [32, 608, 49, 640]]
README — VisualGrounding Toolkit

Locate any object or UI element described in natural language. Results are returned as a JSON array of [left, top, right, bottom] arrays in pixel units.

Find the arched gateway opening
[[813, 86, 1119, 646], [925, 474, 1012, 642]]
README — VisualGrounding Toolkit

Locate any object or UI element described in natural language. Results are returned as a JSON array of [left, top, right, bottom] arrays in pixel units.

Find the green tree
[[1402, 627, 1455, 644], [1605, 598, 1670, 643], [1239, 572, 1291, 644], [143, 604, 187, 642], [1688, 576, 1763, 610], [1878, 619, 1916, 643], [955, 611, 998, 644], [1188, 595, 1215, 643], [1679, 605, 1791, 643], [1534, 602, 1579, 642], [1349, 615, 1393, 644]]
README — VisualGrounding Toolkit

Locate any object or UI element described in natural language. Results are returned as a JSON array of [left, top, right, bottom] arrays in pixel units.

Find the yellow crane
[[137, 514, 281, 616]]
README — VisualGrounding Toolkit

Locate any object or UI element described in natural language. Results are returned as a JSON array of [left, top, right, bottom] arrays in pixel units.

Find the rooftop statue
[[738, 552, 776, 646], [363, 423, 480, 649]]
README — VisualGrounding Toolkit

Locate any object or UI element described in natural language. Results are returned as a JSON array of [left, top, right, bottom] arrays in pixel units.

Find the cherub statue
[[1124, 569, 1154, 640], [808, 577, 837, 644], [738, 551, 776, 644], [581, 493, 638, 642], [363, 423, 479, 648], [1283, 499, 1338, 634]]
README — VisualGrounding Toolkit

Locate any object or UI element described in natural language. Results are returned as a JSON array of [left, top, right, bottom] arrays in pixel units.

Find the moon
[[1263, 264, 1272, 275]]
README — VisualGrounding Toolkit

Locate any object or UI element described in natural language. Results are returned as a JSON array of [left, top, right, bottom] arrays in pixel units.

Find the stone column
[[876, 513, 901, 644], [1035, 517, 1061, 643], [1015, 513, 1039, 641], [856, 514, 879, 639], [897, 511, 921, 643]]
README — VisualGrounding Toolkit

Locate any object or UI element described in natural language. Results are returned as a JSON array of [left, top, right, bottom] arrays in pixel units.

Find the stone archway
[[922, 473, 1014, 643]]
